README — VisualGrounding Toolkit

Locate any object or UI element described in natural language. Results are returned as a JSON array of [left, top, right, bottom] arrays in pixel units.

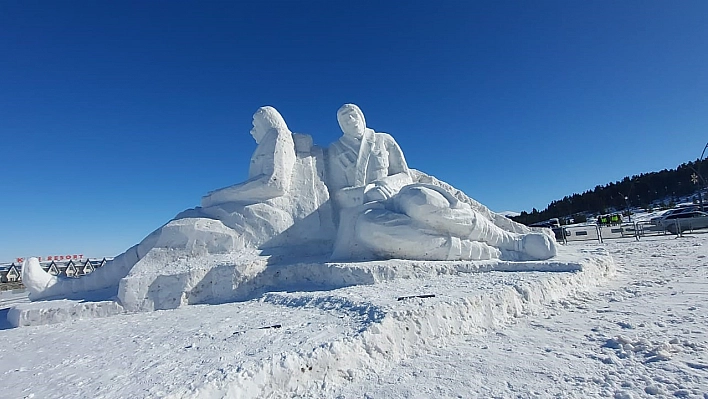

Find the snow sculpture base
[[1, 248, 616, 398], [8, 298, 124, 328], [8, 246, 612, 327]]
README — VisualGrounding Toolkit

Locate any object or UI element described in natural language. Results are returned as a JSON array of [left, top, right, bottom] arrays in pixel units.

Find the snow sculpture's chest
[[368, 143, 390, 182]]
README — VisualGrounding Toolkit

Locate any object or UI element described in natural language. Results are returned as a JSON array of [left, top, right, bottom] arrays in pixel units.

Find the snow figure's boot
[[519, 232, 557, 260]]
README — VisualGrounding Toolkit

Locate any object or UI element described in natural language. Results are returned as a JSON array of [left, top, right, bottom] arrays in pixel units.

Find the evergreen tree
[[512, 158, 707, 226]]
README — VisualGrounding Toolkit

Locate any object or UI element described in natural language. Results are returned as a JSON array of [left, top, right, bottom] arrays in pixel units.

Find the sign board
[[15, 254, 84, 263]]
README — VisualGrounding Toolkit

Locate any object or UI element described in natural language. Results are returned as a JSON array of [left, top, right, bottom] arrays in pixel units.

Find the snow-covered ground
[[2, 234, 707, 398], [337, 235, 708, 398], [0, 289, 29, 313]]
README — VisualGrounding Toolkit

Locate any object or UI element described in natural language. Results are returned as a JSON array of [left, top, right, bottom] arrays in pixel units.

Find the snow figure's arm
[[326, 140, 369, 208], [230, 130, 295, 201], [365, 134, 412, 202], [335, 185, 369, 208], [201, 130, 295, 207]]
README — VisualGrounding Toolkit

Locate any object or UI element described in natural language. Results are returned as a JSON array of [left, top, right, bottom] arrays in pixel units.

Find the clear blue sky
[[2, 1, 707, 261]]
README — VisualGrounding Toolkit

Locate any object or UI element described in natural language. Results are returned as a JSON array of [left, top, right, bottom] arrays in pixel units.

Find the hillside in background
[[513, 158, 708, 226]]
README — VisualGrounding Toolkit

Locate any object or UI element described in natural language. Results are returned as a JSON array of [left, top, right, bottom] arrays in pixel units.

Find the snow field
[[151, 255, 614, 399], [336, 235, 708, 398], [1, 247, 614, 398]]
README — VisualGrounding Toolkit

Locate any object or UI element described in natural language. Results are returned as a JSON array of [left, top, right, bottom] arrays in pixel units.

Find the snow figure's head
[[251, 106, 288, 144], [337, 104, 367, 140]]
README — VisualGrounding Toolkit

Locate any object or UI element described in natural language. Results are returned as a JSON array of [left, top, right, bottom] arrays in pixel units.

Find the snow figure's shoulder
[[374, 131, 399, 144]]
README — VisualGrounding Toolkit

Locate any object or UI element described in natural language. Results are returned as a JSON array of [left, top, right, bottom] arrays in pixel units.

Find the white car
[[658, 211, 708, 234], [650, 206, 698, 225]]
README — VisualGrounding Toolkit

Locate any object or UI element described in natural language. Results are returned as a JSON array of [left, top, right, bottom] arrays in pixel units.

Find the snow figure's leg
[[395, 186, 556, 260], [450, 237, 501, 261], [22, 242, 144, 301], [465, 215, 557, 260], [394, 185, 515, 245], [355, 208, 499, 261]]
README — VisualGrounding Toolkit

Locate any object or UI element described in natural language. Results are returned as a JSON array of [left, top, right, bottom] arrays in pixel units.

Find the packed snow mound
[[8, 299, 123, 328], [148, 218, 244, 253], [21, 218, 250, 302], [20, 257, 55, 297]]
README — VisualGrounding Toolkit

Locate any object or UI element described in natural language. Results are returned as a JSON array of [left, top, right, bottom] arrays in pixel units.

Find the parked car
[[657, 211, 708, 234], [649, 205, 698, 225], [530, 218, 560, 228]]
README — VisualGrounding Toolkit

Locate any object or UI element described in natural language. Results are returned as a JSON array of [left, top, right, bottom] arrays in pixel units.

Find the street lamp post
[[695, 142, 708, 211], [625, 196, 631, 222], [618, 191, 631, 222]]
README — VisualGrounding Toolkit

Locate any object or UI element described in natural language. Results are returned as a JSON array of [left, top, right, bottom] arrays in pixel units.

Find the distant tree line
[[512, 158, 708, 226]]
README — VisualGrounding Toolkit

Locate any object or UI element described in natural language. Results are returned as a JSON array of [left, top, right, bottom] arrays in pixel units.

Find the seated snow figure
[[23, 106, 336, 311], [202, 106, 297, 207], [196, 106, 335, 254], [326, 104, 557, 262]]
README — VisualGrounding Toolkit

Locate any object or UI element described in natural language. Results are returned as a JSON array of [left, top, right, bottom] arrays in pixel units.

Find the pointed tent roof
[[47, 262, 59, 275], [6, 264, 19, 277]]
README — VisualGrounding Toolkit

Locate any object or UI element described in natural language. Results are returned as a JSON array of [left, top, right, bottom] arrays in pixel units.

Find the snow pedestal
[[8, 299, 124, 328], [116, 249, 271, 312], [9, 246, 613, 327]]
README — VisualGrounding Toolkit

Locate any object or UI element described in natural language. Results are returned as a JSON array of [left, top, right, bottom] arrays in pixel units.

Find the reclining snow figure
[[23, 106, 336, 311], [327, 104, 557, 262], [21, 103, 556, 313]]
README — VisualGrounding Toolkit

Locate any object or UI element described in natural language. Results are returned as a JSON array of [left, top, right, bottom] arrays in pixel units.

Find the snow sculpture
[[20, 103, 557, 315], [327, 104, 557, 261], [23, 106, 336, 308]]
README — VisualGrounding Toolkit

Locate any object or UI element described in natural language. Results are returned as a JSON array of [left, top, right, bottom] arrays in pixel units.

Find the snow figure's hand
[[365, 181, 395, 202]]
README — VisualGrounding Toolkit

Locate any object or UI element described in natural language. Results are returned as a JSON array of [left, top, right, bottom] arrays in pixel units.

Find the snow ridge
[[180, 250, 614, 398]]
